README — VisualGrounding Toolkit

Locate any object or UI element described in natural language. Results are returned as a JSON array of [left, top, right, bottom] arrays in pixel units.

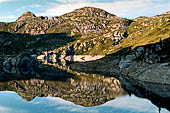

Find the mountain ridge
[[4, 7, 170, 23], [0, 7, 170, 56]]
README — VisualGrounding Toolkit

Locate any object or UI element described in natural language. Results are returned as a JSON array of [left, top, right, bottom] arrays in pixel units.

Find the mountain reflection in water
[[0, 59, 170, 113], [0, 71, 126, 106], [0, 92, 169, 113]]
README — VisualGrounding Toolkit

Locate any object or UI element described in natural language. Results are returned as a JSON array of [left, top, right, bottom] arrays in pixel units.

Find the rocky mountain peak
[[63, 7, 116, 18], [16, 11, 36, 22], [22, 11, 36, 17]]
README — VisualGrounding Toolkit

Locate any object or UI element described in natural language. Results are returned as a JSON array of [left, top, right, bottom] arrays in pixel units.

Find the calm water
[[1, 58, 170, 113], [0, 91, 169, 113]]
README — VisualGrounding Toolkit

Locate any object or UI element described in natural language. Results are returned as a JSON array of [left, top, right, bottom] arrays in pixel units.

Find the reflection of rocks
[[0, 56, 4, 77], [120, 77, 170, 112], [67, 76, 125, 106], [37, 47, 105, 69], [0, 60, 74, 81], [0, 56, 3, 70], [0, 75, 126, 107], [3, 52, 38, 76], [70, 56, 120, 77]]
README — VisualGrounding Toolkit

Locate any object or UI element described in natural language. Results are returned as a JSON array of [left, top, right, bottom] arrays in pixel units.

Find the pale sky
[[0, 0, 170, 22]]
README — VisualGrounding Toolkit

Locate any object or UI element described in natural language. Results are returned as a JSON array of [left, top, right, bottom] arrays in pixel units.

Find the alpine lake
[[0, 56, 169, 113]]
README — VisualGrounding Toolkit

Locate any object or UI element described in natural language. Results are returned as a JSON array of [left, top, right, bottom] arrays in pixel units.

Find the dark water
[[0, 61, 170, 113]]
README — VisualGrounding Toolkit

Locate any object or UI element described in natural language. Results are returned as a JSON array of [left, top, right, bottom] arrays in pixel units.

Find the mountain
[[0, 7, 170, 56], [0, 7, 132, 55], [1, 7, 170, 105]]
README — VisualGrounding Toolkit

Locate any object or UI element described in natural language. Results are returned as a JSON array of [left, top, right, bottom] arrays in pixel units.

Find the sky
[[0, 0, 170, 22], [0, 92, 169, 113]]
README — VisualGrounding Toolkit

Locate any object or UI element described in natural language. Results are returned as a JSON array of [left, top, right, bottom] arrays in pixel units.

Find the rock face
[[117, 38, 170, 84], [121, 62, 170, 84], [119, 38, 170, 66], [35, 8, 170, 56], [58, 7, 126, 35]]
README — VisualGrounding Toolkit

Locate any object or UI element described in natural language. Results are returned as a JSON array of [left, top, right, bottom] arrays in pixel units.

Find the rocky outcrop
[[117, 37, 170, 84], [121, 62, 170, 84], [69, 37, 170, 84], [63, 7, 116, 18], [119, 38, 170, 68], [37, 29, 129, 61], [40, 37, 170, 85]]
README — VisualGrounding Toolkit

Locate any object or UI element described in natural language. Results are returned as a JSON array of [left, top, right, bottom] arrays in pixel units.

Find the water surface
[[0, 91, 169, 113], [1, 58, 170, 113]]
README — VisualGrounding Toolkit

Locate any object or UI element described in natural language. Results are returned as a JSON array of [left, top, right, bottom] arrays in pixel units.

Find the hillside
[[0, 7, 170, 56], [0, 7, 131, 55]]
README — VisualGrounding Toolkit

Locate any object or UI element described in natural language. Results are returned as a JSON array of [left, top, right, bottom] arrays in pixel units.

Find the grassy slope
[[106, 14, 170, 54], [69, 13, 170, 74], [49, 12, 170, 55]]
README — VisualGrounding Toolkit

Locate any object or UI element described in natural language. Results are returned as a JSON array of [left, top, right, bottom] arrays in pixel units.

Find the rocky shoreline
[[1, 36, 170, 85], [70, 37, 170, 85]]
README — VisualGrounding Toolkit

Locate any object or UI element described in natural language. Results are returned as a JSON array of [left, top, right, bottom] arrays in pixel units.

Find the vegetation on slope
[[0, 32, 74, 55], [0, 7, 169, 56]]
